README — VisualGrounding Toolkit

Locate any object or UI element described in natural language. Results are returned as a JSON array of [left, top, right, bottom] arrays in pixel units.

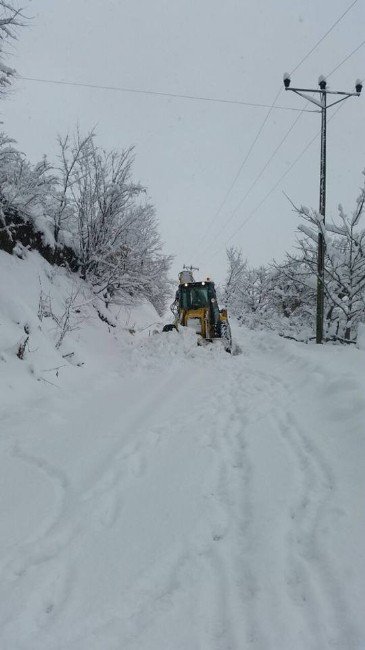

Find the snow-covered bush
[[223, 253, 314, 341], [0, 142, 57, 245], [223, 172, 365, 344]]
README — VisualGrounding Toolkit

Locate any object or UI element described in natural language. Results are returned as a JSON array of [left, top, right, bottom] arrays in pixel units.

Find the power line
[[193, 93, 283, 255], [198, 87, 283, 235], [201, 107, 307, 249], [290, 0, 359, 74], [18, 75, 312, 112], [193, 0, 359, 254], [218, 104, 344, 250], [201, 35, 365, 257], [327, 37, 365, 77]]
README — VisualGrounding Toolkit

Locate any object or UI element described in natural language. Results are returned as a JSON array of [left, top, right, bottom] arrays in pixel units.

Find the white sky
[[2, 0, 365, 283]]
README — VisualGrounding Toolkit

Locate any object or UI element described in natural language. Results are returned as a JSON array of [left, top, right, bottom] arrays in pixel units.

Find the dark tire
[[162, 323, 176, 332]]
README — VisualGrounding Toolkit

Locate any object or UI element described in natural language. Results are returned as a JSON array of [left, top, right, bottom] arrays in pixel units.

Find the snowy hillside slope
[[0, 249, 161, 404], [1, 251, 365, 649]]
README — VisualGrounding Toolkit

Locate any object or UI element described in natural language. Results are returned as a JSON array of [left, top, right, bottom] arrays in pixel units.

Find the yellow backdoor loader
[[163, 273, 232, 353]]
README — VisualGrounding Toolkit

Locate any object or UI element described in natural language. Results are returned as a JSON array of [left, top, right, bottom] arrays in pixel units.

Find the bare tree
[[38, 284, 83, 349], [54, 129, 172, 311], [52, 130, 95, 243], [223, 248, 280, 330], [287, 174, 365, 341], [0, 1, 26, 95], [223, 246, 247, 312]]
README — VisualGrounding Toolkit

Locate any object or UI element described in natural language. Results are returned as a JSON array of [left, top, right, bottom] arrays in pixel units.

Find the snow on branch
[[0, 1, 27, 94], [298, 224, 318, 243], [325, 222, 347, 236]]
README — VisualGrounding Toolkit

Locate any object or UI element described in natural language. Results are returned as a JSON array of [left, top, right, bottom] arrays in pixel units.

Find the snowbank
[[0, 249, 162, 405]]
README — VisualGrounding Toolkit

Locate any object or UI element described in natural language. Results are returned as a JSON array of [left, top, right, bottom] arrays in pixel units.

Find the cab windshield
[[180, 286, 209, 309]]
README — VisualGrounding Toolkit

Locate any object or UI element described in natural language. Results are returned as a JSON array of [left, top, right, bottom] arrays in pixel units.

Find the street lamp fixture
[[318, 75, 327, 90], [283, 74, 361, 344], [283, 73, 291, 89]]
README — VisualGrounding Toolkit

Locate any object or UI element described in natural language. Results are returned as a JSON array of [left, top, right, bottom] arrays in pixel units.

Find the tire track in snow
[[81, 428, 161, 529], [1, 444, 69, 577], [68, 360, 239, 649], [256, 366, 359, 649], [88, 357, 250, 650], [214, 342, 359, 649], [0, 445, 75, 642], [4, 368, 190, 573], [280, 410, 358, 649], [194, 361, 269, 649], [1, 428, 164, 645], [227, 369, 270, 649], [194, 398, 242, 650]]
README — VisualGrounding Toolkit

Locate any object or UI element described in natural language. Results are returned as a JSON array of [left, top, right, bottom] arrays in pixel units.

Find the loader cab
[[178, 281, 222, 338], [179, 281, 218, 311], [179, 283, 207, 309]]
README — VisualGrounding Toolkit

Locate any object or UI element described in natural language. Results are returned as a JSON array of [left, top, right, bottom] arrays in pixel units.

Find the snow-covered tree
[[269, 258, 316, 338], [67, 134, 142, 282], [53, 129, 172, 312], [0, 134, 59, 249], [52, 130, 95, 244], [288, 175, 365, 341], [0, 1, 25, 95], [223, 248, 274, 329], [1, 152, 55, 217], [222, 173, 365, 342], [222, 246, 247, 312]]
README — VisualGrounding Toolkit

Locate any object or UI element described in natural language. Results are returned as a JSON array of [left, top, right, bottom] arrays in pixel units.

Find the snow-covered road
[[1, 325, 364, 649]]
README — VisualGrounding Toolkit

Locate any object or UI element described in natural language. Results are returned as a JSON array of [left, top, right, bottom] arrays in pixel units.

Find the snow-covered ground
[[1, 252, 365, 649]]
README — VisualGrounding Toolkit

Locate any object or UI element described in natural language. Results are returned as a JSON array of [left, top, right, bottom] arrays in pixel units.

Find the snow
[[1, 252, 365, 649]]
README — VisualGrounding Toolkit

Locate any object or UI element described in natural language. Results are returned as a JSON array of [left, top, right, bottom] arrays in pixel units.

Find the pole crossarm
[[289, 88, 359, 111], [291, 89, 323, 108], [326, 95, 357, 109], [288, 87, 360, 96]]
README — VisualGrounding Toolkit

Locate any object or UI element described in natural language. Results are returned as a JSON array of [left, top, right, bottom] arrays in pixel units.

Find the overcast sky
[[2, 0, 365, 282]]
